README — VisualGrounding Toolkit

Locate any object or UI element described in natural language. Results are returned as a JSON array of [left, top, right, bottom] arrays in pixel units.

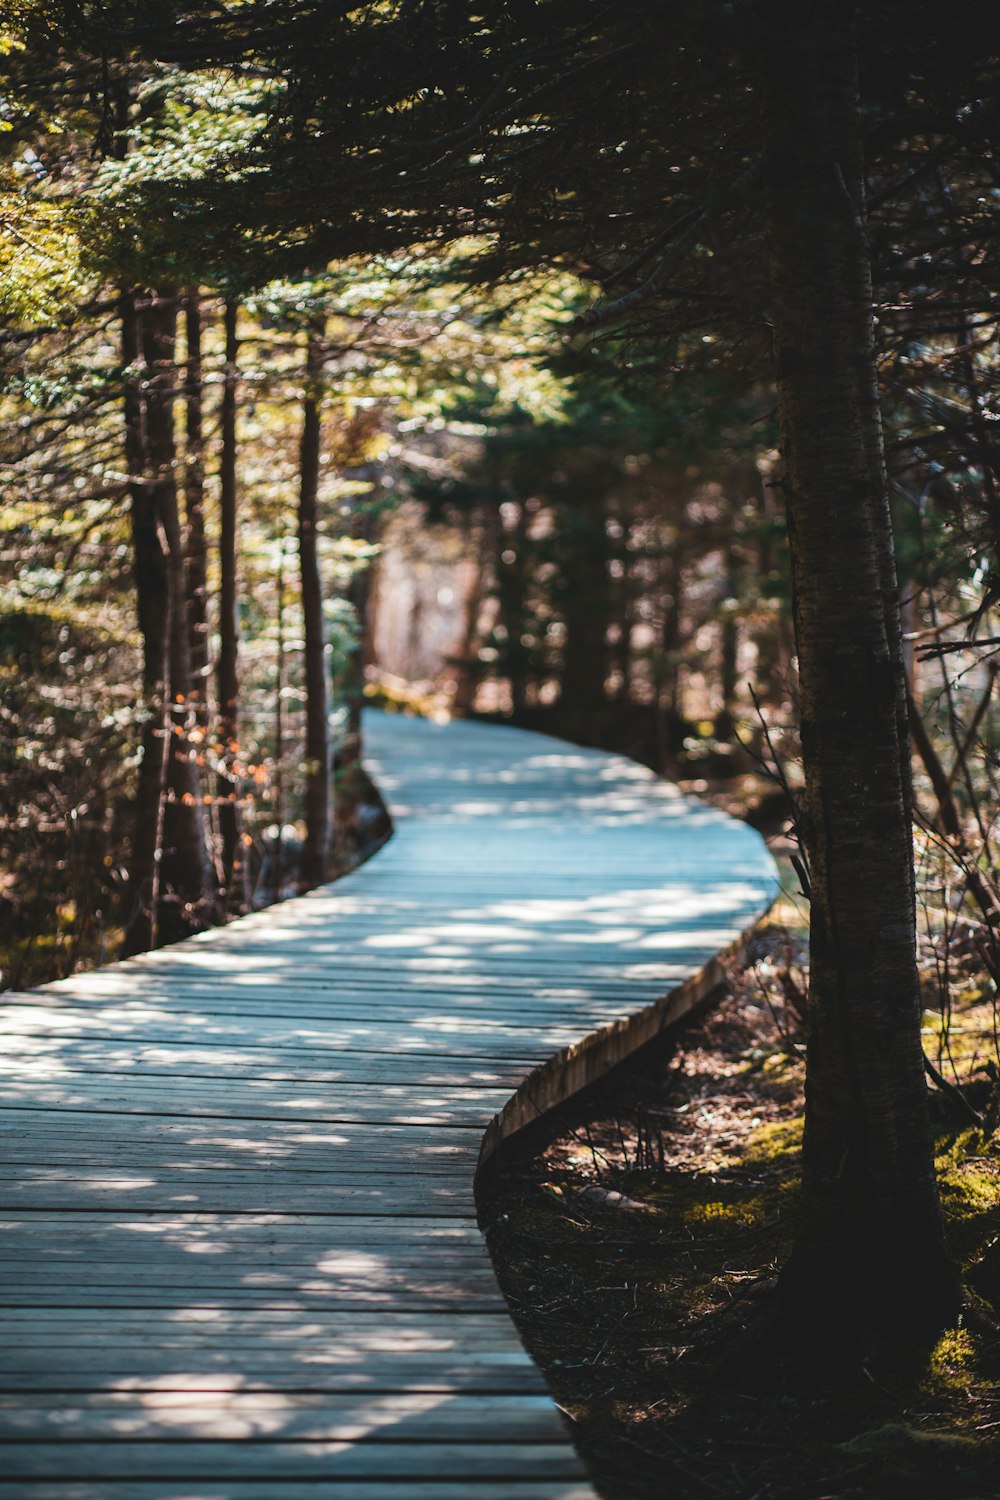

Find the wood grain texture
[[0, 711, 778, 1496]]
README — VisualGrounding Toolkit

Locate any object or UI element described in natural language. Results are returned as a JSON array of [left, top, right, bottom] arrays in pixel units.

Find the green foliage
[[0, 187, 88, 324]]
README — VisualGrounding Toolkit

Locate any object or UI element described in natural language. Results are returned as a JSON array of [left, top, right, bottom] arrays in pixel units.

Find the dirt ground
[[478, 931, 1000, 1500]]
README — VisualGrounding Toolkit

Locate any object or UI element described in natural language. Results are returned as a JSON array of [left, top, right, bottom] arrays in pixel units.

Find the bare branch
[[572, 160, 763, 332]]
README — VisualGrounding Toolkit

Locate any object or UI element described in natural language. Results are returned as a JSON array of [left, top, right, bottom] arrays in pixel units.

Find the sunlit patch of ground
[[481, 945, 1000, 1500]]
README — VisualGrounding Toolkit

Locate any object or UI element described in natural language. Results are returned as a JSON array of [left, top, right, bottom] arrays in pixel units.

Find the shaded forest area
[[3, 0, 1000, 1385]]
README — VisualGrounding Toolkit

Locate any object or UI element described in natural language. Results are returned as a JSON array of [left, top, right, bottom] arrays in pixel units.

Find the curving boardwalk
[[0, 712, 778, 1499]]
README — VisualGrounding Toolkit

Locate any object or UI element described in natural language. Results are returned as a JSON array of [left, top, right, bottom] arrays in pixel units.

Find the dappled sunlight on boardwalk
[[0, 712, 777, 1497]]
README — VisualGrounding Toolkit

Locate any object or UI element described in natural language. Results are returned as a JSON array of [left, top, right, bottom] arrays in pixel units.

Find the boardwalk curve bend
[[0, 711, 779, 1500]]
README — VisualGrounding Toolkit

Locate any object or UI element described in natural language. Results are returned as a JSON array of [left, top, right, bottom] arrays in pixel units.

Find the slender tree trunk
[[121, 290, 170, 957], [749, 461, 792, 713], [759, 2, 958, 1330], [559, 493, 614, 736], [452, 508, 489, 712], [298, 322, 332, 889], [716, 528, 742, 741], [183, 291, 210, 731], [216, 299, 247, 910], [717, 605, 738, 738], [654, 536, 685, 770], [273, 538, 287, 899], [497, 500, 531, 716], [142, 290, 215, 943], [334, 483, 376, 863], [613, 508, 637, 706]]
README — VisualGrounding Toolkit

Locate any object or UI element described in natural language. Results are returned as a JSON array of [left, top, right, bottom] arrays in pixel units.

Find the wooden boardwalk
[[0, 712, 778, 1499]]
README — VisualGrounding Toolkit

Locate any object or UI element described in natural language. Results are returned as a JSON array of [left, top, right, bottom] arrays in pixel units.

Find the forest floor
[[480, 900, 1000, 1500]]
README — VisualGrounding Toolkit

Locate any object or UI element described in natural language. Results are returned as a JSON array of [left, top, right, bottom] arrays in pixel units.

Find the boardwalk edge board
[[475, 931, 760, 1179]]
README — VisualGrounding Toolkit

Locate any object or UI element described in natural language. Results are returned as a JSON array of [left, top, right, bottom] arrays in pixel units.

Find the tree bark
[[654, 535, 685, 771], [451, 507, 489, 712], [298, 322, 332, 889], [273, 537, 287, 898], [334, 482, 376, 864], [759, 2, 959, 1330], [141, 290, 216, 943], [497, 500, 532, 717], [182, 291, 210, 731], [216, 299, 247, 910], [121, 289, 169, 957], [716, 516, 744, 741], [558, 491, 613, 737]]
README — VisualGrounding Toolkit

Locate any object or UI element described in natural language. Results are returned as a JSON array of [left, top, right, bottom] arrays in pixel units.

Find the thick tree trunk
[[121, 290, 169, 957], [142, 291, 215, 943], [216, 299, 247, 910], [183, 291, 210, 730], [759, 3, 958, 1329], [298, 323, 332, 889]]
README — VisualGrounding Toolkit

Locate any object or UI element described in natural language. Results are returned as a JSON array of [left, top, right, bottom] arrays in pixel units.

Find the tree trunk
[[717, 601, 738, 740], [716, 513, 744, 741], [121, 289, 169, 957], [559, 493, 613, 738], [142, 290, 215, 944], [654, 536, 685, 771], [183, 291, 210, 731], [759, 2, 958, 1330], [334, 483, 376, 864], [497, 500, 532, 717], [612, 505, 636, 706], [749, 460, 793, 715], [451, 507, 489, 712], [216, 299, 247, 910], [298, 322, 332, 889], [273, 537, 287, 898]]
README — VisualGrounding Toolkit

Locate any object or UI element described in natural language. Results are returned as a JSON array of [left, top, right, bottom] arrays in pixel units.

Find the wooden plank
[[0, 1212, 485, 1235], [0, 1040, 535, 1083], [0, 1307, 535, 1329], [0, 1342, 544, 1370], [0, 1178, 477, 1216], [0, 1485, 596, 1499], [0, 1372, 550, 1398], [0, 1289, 503, 1313], [0, 1286, 503, 1310], [0, 995, 641, 1029], [0, 1115, 484, 1167], [0, 709, 778, 1499], [0, 1008, 600, 1053], [0, 1339, 538, 1368], [0, 1393, 569, 1442], [0, 1443, 589, 1481], [0, 1306, 514, 1324], [0, 1007, 631, 1044], [0, 1231, 495, 1259], [0, 1235, 497, 1264], [0, 1079, 512, 1127]]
